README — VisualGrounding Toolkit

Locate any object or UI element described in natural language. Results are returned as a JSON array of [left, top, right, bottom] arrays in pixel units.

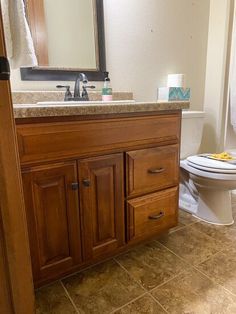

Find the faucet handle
[[82, 85, 96, 101], [56, 85, 72, 101], [56, 84, 71, 89], [84, 85, 96, 90]]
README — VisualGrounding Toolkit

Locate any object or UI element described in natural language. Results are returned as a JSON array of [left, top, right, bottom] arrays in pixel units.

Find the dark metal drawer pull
[[148, 212, 165, 220], [148, 167, 165, 174]]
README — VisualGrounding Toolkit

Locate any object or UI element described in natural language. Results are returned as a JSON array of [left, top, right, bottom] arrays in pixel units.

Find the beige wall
[[10, 0, 210, 109]]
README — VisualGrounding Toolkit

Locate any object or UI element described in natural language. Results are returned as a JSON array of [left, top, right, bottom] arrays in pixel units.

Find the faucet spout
[[74, 73, 88, 98]]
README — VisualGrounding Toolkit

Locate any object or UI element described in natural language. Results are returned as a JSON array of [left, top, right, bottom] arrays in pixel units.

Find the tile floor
[[36, 201, 236, 314]]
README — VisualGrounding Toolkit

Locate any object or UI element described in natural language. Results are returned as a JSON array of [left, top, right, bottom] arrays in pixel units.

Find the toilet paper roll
[[167, 74, 185, 88]]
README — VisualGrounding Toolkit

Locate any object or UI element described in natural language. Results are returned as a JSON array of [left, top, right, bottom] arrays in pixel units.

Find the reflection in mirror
[[26, 0, 98, 69], [43, 0, 97, 69], [21, 0, 105, 81]]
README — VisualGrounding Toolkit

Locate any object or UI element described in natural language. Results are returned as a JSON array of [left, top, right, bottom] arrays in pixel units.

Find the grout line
[[187, 221, 236, 247], [109, 292, 147, 314], [60, 280, 81, 314], [169, 218, 201, 234], [156, 236, 228, 269], [148, 271, 184, 293], [192, 265, 236, 298], [186, 223, 224, 243], [59, 255, 117, 282], [35, 280, 62, 292], [148, 292, 169, 313], [114, 249, 186, 296], [157, 222, 229, 262], [194, 247, 229, 266], [59, 248, 133, 283], [155, 240, 236, 299], [154, 240, 194, 266], [113, 258, 147, 293], [169, 220, 198, 233]]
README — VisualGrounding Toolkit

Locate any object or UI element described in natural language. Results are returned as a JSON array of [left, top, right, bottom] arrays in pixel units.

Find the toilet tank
[[180, 111, 205, 159]]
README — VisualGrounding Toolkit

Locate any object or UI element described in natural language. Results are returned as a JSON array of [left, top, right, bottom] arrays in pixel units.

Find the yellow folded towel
[[210, 152, 233, 160]]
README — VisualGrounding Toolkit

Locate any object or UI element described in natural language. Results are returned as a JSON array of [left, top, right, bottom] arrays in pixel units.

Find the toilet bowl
[[179, 111, 235, 225]]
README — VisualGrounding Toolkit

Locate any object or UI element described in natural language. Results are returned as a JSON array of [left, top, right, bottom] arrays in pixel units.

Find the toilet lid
[[186, 155, 236, 174]]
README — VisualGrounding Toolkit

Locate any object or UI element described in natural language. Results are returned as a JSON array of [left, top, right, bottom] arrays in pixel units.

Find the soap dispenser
[[102, 72, 113, 101]]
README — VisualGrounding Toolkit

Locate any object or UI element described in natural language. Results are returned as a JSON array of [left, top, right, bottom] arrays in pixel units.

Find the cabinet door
[[79, 154, 125, 260], [22, 162, 82, 284]]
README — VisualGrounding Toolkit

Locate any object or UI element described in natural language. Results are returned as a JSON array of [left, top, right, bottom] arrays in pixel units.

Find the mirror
[[21, 0, 106, 81]]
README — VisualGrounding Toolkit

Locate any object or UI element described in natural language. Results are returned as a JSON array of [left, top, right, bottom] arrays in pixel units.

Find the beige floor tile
[[178, 209, 199, 226], [115, 241, 188, 291], [114, 294, 166, 314], [152, 268, 236, 314], [158, 226, 222, 265], [62, 259, 144, 314], [169, 210, 199, 233], [197, 247, 236, 295], [192, 220, 236, 246], [35, 282, 77, 314]]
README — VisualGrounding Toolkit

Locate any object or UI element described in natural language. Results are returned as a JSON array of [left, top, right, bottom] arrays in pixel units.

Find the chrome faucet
[[56, 73, 95, 101], [74, 73, 88, 98]]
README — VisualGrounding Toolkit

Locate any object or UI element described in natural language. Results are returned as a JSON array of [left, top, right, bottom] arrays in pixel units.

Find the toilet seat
[[180, 159, 236, 180], [186, 155, 236, 174]]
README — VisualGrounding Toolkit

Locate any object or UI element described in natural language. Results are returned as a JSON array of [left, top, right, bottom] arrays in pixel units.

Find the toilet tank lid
[[182, 110, 205, 119]]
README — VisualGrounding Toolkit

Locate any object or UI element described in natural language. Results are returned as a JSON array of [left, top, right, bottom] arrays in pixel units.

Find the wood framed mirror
[[21, 0, 106, 81]]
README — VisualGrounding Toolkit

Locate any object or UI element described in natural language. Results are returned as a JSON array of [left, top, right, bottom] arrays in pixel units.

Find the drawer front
[[127, 187, 178, 242], [17, 114, 180, 165], [126, 145, 179, 197]]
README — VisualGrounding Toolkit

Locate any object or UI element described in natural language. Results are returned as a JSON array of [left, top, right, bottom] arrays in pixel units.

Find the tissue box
[[158, 87, 190, 101]]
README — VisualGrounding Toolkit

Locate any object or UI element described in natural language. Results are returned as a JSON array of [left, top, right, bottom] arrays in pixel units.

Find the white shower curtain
[[0, 0, 38, 69], [230, 10, 236, 133]]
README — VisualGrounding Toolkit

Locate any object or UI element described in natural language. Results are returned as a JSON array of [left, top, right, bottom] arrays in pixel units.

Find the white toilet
[[180, 110, 236, 225]]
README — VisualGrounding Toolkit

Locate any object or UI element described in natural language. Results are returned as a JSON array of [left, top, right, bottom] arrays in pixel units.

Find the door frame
[[0, 5, 35, 314]]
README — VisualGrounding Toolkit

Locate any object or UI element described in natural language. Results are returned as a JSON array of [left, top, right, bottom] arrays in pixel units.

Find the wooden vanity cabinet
[[17, 111, 181, 286], [22, 162, 82, 283]]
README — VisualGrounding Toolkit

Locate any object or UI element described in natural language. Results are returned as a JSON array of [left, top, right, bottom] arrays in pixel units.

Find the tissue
[[167, 74, 185, 88]]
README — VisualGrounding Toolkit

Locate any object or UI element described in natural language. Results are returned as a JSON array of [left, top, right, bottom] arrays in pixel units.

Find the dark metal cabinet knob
[[71, 182, 79, 190], [82, 179, 90, 187]]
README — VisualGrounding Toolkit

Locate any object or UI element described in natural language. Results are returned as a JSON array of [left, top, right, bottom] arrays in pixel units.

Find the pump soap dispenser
[[102, 72, 113, 101]]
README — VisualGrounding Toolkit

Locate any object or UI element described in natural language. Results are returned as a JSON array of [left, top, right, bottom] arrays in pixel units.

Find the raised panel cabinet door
[[79, 154, 125, 260], [22, 162, 82, 284]]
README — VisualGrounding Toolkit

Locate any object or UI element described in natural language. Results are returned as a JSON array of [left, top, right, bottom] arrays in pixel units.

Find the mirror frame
[[20, 0, 106, 81]]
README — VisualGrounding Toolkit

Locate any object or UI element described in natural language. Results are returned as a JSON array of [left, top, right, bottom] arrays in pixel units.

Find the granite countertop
[[13, 100, 190, 119]]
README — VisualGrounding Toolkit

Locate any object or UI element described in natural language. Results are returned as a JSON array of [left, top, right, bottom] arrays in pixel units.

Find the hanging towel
[[230, 11, 236, 132], [0, 0, 38, 69]]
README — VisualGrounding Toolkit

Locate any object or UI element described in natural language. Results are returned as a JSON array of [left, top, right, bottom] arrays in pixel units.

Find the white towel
[[0, 0, 38, 69], [230, 12, 236, 132]]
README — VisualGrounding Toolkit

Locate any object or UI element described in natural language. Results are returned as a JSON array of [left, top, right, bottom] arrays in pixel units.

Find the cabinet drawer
[[127, 187, 178, 243], [126, 145, 179, 197]]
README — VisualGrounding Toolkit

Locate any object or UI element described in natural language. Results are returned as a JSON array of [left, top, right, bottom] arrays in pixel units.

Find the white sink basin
[[36, 100, 135, 106]]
